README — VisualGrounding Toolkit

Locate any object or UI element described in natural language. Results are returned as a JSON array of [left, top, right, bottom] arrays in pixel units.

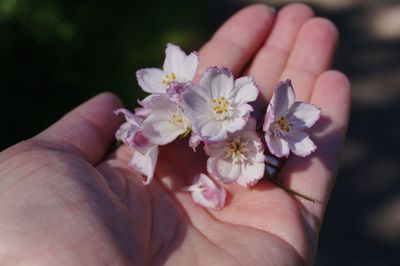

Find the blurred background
[[1, 0, 399, 264]]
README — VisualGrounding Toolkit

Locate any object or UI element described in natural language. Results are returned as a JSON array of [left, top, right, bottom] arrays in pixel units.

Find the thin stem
[[269, 177, 315, 203]]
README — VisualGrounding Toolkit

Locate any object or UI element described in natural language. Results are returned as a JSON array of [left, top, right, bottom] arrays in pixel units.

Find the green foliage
[[0, 0, 211, 150]]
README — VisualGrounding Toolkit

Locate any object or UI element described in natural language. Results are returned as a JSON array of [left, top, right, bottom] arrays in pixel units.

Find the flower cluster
[[115, 43, 321, 210]]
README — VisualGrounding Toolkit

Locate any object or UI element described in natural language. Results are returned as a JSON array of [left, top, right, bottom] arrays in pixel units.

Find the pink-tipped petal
[[199, 67, 234, 99], [265, 133, 290, 158], [136, 68, 166, 94], [236, 162, 265, 187], [272, 79, 296, 118], [287, 131, 317, 157], [288, 102, 321, 129]]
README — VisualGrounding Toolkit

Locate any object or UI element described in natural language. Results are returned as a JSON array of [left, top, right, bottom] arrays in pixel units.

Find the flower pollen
[[162, 72, 176, 87], [169, 110, 186, 127], [276, 116, 292, 132], [212, 96, 230, 120], [227, 137, 248, 163]]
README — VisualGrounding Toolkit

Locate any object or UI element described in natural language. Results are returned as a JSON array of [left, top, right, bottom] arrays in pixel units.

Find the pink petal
[[233, 76, 259, 103], [265, 133, 290, 158], [136, 68, 166, 94], [199, 67, 234, 99], [130, 146, 159, 185], [186, 173, 226, 210], [287, 102, 321, 129], [189, 132, 202, 151], [272, 79, 296, 118], [287, 131, 316, 157]]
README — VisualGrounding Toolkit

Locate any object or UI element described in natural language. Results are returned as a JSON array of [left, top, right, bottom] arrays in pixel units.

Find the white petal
[[263, 104, 275, 132], [265, 133, 290, 158], [163, 43, 187, 76], [287, 131, 316, 157], [236, 162, 265, 187], [130, 146, 159, 185], [204, 141, 227, 157], [199, 67, 234, 99], [272, 79, 296, 118], [142, 111, 185, 145], [200, 121, 227, 142], [207, 156, 240, 183], [181, 52, 199, 82], [233, 76, 259, 103], [136, 68, 166, 94], [288, 102, 321, 129], [224, 104, 253, 133]]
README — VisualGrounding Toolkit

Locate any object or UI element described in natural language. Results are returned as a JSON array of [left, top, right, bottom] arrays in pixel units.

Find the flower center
[[275, 116, 292, 132], [227, 137, 248, 163], [212, 96, 230, 120], [170, 111, 186, 128], [162, 72, 176, 87]]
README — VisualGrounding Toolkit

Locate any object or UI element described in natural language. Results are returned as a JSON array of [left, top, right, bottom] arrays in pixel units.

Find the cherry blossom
[[263, 79, 321, 158], [182, 67, 259, 143], [136, 43, 199, 94], [205, 119, 265, 186], [140, 95, 191, 145]]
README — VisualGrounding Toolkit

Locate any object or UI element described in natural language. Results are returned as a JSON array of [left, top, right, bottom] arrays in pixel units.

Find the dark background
[[1, 0, 400, 265]]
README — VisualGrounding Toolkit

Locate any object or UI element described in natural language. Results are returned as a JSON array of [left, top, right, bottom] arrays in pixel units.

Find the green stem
[[269, 177, 315, 203]]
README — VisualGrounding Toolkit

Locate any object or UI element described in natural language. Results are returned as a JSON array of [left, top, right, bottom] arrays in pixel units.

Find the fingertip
[[278, 3, 315, 20], [312, 70, 351, 127], [89, 92, 123, 110], [301, 17, 339, 47]]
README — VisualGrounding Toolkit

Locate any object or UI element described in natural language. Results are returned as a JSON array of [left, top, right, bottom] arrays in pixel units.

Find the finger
[[249, 3, 314, 100], [196, 4, 275, 79], [279, 70, 351, 229], [278, 18, 338, 101], [33, 93, 124, 165]]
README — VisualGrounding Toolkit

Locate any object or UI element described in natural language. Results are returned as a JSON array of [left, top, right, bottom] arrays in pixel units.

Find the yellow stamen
[[212, 96, 229, 115], [161, 72, 176, 87], [276, 116, 292, 132]]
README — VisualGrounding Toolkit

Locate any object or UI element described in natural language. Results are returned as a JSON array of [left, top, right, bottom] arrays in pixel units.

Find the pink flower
[[114, 108, 159, 185], [182, 67, 259, 142], [205, 119, 265, 186], [263, 79, 321, 158], [136, 43, 199, 94], [186, 173, 226, 210]]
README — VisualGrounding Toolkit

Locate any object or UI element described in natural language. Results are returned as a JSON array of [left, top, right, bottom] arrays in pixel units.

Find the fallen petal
[[186, 173, 226, 210]]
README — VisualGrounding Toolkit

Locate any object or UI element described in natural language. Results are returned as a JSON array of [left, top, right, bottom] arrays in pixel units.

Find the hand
[[0, 4, 350, 265]]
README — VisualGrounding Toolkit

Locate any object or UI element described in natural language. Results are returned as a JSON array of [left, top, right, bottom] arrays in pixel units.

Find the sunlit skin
[[0, 4, 350, 265]]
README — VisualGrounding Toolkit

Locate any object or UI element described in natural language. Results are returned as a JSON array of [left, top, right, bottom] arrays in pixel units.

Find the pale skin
[[0, 4, 351, 266]]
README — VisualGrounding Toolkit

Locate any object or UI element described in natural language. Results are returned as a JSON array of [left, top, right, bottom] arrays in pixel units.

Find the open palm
[[0, 4, 350, 265]]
